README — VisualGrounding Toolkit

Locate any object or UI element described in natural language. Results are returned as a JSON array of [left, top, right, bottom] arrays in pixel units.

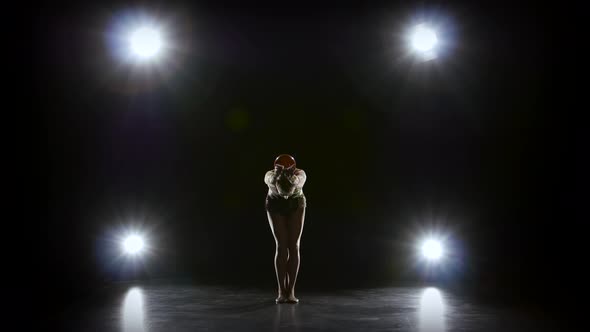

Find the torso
[[267, 168, 304, 199]]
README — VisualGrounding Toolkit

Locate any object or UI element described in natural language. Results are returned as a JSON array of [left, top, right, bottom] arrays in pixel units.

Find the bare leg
[[286, 205, 306, 303], [267, 211, 289, 302]]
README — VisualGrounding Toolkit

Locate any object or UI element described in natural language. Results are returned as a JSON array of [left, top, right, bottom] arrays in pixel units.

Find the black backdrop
[[33, 0, 581, 315]]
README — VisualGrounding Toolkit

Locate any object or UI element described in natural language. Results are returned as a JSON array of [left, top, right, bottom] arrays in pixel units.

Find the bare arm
[[282, 168, 306, 188], [292, 169, 306, 189], [265, 170, 277, 187], [265, 166, 285, 187]]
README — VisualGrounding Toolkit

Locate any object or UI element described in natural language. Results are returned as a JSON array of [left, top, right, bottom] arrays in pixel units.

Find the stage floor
[[59, 284, 555, 331]]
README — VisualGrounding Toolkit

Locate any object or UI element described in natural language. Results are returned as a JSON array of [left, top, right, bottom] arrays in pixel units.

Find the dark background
[[34, 0, 581, 317]]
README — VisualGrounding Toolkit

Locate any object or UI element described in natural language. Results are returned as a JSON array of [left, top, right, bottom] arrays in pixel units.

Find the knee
[[276, 244, 288, 256], [288, 243, 300, 255]]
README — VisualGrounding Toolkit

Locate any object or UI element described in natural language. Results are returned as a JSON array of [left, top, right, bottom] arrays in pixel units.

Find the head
[[274, 154, 296, 170]]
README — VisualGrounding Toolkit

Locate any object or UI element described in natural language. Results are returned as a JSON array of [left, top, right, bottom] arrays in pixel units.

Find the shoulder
[[265, 170, 275, 179], [295, 169, 306, 176]]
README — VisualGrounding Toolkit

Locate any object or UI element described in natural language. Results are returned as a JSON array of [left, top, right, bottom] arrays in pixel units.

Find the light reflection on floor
[[59, 284, 553, 332], [418, 287, 445, 332], [121, 287, 147, 332]]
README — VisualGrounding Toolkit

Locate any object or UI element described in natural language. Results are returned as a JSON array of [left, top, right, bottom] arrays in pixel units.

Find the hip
[[265, 194, 306, 213]]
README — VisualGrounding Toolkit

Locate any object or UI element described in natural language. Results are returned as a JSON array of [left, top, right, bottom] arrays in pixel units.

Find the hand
[[274, 164, 284, 173], [283, 165, 296, 176]]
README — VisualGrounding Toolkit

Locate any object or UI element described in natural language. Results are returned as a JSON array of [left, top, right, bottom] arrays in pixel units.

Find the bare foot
[[275, 295, 287, 304], [286, 294, 299, 303]]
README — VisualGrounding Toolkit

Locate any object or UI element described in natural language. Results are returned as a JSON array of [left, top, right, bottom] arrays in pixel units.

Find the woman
[[265, 154, 307, 304]]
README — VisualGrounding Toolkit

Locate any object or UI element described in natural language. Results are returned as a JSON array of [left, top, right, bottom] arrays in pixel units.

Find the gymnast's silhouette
[[264, 154, 307, 303]]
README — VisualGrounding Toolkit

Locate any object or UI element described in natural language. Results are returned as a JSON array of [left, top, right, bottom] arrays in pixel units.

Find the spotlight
[[411, 24, 438, 52], [128, 25, 163, 60], [421, 238, 443, 261], [106, 11, 174, 66], [407, 23, 439, 61], [122, 234, 145, 256]]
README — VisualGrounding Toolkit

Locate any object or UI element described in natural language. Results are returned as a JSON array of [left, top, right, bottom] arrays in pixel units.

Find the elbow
[[299, 176, 307, 187]]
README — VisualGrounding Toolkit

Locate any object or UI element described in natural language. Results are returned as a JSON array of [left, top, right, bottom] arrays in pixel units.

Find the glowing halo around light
[[105, 11, 173, 66]]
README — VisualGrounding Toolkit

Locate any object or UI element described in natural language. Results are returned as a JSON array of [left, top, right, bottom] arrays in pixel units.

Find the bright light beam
[[122, 234, 145, 256], [408, 23, 439, 61], [411, 25, 438, 52], [128, 26, 163, 60], [421, 238, 443, 261]]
